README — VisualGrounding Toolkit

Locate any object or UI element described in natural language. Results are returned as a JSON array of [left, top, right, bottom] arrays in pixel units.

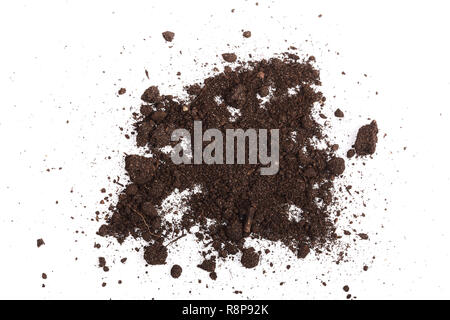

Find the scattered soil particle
[[144, 243, 168, 265], [243, 31, 252, 38], [343, 285, 350, 292], [42, 273, 47, 280], [222, 53, 237, 63], [197, 257, 216, 273], [170, 264, 182, 278], [358, 233, 369, 240], [141, 86, 161, 104], [334, 108, 344, 118], [162, 31, 175, 42], [241, 248, 260, 268], [37, 239, 45, 248], [209, 272, 218, 280], [98, 257, 106, 268], [118, 88, 126, 95], [346, 149, 356, 159], [354, 120, 378, 156]]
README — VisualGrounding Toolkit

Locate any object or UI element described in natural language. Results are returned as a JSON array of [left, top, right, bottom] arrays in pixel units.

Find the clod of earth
[[354, 120, 378, 156], [222, 53, 237, 63], [162, 31, 175, 42]]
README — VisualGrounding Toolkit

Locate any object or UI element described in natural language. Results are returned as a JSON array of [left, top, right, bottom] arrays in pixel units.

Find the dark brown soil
[[144, 242, 168, 265], [346, 149, 356, 158], [241, 247, 260, 268], [222, 53, 237, 63], [197, 257, 216, 273], [98, 53, 377, 276], [170, 265, 182, 278], [243, 31, 252, 38], [162, 31, 175, 42], [358, 233, 369, 240], [37, 239, 45, 248], [334, 108, 344, 118], [98, 257, 106, 268], [354, 120, 378, 156]]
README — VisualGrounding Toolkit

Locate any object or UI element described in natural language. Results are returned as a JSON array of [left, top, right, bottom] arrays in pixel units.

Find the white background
[[1, 0, 450, 300]]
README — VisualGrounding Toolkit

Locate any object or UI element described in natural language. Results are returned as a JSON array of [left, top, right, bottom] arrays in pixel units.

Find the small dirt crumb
[[144, 243, 168, 265], [170, 265, 182, 278], [347, 149, 356, 158], [197, 257, 216, 273], [354, 120, 378, 156], [209, 272, 217, 280], [37, 239, 45, 248], [162, 31, 175, 42], [222, 53, 237, 63], [98, 257, 106, 268], [358, 233, 369, 240], [334, 108, 344, 118], [241, 247, 260, 268]]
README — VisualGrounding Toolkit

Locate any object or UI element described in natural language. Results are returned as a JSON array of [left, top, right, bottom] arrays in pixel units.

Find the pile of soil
[[98, 53, 377, 277]]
